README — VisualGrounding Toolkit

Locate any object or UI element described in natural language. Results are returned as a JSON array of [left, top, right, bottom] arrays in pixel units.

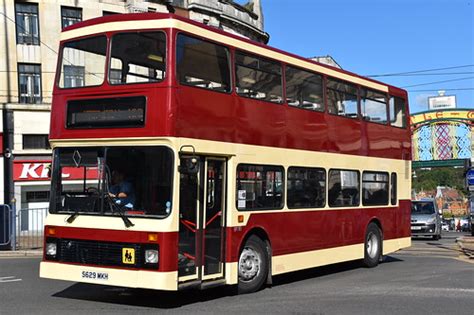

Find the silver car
[[411, 199, 442, 240]]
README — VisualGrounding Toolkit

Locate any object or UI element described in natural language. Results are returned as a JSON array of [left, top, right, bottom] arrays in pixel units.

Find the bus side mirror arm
[[179, 156, 199, 174], [178, 145, 199, 174]]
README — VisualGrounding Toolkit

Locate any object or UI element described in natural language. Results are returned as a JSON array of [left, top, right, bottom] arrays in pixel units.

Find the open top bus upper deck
[[50, 13, 410, 160]]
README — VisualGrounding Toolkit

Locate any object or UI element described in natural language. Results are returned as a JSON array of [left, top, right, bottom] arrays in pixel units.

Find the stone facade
[[0, 0, 265, 206]]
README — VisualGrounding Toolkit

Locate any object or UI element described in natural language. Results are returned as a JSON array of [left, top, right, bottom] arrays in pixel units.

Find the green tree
[[412, 167, 466, 196]]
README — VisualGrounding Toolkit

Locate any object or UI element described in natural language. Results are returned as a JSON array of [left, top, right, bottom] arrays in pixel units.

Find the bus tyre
[[363, 223, 382, 268], [237, 235, 268, 294]]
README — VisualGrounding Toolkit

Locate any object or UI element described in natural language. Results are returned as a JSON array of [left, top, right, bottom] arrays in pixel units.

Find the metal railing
[[0, 206, 48, 250], [16, 208, 48, 250]]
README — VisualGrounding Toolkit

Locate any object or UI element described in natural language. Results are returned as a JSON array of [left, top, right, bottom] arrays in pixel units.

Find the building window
[[328, 169, 360, 207], [109, 69, 122, 84], [15, 3, 40, 45], [63, 65, 84, 88], [18, 63, 41, 104], [236, 164, 284, 210], [23, 134, 50, 149], [362, 171, 389, 206], [26, 191, 50, 203], [61, 6, 82, 29], [287, 167, 326, 208], [103, 11, 118, 16]]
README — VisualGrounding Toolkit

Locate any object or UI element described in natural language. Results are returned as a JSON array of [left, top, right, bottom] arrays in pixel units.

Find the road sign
[[467, 169, 474, 186]]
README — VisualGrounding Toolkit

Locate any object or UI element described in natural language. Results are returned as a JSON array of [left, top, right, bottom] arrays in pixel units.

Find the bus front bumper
[[40, 261, 178, 291]]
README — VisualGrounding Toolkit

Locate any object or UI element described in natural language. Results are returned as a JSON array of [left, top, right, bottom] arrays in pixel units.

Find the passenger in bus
[[109, 170, 136, 209]]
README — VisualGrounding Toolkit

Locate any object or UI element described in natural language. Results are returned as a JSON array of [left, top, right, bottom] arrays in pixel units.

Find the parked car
[[411, 199, 442, 240]]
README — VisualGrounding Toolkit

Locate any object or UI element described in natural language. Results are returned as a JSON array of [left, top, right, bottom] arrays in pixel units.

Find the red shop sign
[[14, 161, 98, 181]]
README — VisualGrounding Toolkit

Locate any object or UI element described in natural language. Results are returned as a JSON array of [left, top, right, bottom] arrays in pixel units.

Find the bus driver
[[109, 170, 136, 209]]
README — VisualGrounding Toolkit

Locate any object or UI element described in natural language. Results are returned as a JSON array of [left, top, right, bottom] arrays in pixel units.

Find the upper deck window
[[235, 51, 282, 103], [327, 79, 358, 118], [176, 34, 231, 92], [389, 96, 407, 128], [360, 88, 387, 124], [109, 32, 166, 85], [58, 36, 106, 88], [286, 66, 324, 111]]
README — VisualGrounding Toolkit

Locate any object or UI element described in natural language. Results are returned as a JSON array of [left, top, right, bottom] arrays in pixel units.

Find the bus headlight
[[145, 249, 159, 264], [46, 242, 57, 257]]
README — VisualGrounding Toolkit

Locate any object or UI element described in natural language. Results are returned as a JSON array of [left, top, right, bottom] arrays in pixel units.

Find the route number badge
[[122, 248, 135, 264]]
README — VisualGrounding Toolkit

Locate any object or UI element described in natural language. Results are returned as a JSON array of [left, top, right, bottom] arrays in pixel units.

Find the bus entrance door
[[178, 157, 226, 286]]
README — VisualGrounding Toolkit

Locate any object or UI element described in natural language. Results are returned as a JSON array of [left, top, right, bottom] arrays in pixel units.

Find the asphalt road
[[1, 231, 473, 314]]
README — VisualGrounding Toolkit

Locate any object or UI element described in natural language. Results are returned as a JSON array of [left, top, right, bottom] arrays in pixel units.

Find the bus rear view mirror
[[179, 156, 199, 174]]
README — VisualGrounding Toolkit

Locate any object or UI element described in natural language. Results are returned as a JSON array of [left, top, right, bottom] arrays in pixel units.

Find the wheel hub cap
[[238, 247, 261, 282], [367, 232, 379, 258]]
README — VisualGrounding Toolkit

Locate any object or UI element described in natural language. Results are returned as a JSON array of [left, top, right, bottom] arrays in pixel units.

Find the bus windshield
[[58, 31, 166, 88], [59, 35, 107, 88], [109, 31, 166, 84], [50, 146, 173, 218]]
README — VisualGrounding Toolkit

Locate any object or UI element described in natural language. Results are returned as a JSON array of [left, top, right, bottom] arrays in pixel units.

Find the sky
[[260, 0, 474, 114]]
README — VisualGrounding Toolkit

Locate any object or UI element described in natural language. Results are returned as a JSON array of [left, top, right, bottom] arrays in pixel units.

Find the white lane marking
[[0, 276, 22, 283]]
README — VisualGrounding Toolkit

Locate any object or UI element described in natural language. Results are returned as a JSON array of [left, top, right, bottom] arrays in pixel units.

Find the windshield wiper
[[105, 195, 134, 228], [66, 210, 79, 224]]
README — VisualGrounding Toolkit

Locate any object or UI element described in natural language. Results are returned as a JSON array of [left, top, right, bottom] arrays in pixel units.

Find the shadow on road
[[272, 256, 402, 287], [53, 283, 237, 308], [52, 256, 403, 308]]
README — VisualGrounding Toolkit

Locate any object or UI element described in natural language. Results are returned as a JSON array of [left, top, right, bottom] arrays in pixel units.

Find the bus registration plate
[[81, 270, 109, 281]]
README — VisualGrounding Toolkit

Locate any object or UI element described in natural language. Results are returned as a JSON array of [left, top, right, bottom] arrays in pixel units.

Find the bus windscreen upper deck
[[58, 31, 166, 89]]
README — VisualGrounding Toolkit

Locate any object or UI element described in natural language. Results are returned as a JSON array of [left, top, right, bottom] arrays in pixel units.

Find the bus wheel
[[363, 223, 382, 268], [238, 235, 268, 294]]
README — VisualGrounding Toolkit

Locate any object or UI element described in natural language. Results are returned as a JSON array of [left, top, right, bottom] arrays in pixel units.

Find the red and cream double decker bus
[[40, 13, 411, 293]]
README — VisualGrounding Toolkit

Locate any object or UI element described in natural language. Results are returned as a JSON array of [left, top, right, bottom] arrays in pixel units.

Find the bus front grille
[[58, 239, 143, 268]]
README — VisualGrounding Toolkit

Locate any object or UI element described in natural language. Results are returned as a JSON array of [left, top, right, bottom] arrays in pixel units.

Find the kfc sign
[[14, 161, 98, 181], [18, 163, 54, 179]]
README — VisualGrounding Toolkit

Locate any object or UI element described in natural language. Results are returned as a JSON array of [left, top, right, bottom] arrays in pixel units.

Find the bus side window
[[362, 171, 389, 206], [285, 66, 324, 112], [287, 167, 326, 208], [360, 88, 388, 124], [391, 172, 397, 205], [389, 96, 407, 128], [235, 51, 282, 103], [328, 169, 360, 207], [326, 79, 358, 118], [236, 164, 284, 210], [176, 34, 231, 93]]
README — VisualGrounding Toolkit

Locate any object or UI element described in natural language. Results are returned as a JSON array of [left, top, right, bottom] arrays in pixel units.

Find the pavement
[[0, 249, 42, 257]]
